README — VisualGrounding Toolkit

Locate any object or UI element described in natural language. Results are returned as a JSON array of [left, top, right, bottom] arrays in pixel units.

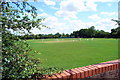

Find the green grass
[[27, 38, 118, 70]]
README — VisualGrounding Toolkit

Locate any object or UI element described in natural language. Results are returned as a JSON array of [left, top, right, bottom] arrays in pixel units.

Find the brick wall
[[37, 59, 120, 80]]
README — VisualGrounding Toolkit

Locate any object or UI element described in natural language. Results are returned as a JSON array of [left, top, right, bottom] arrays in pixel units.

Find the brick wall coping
[[38, 59, 120, 80]]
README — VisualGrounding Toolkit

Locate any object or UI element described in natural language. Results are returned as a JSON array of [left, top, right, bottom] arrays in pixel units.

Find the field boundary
[[37, 59, 120, 80]]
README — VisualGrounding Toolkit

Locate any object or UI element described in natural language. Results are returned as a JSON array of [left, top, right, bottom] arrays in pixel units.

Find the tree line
[[19, 26, 120, 39]]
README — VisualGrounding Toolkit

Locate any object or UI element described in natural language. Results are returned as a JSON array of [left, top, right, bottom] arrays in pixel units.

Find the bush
[[1, 2, 62, 79]]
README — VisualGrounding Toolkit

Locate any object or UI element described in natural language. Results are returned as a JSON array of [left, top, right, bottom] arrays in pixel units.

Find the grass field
[[27, 38, 118, 70]]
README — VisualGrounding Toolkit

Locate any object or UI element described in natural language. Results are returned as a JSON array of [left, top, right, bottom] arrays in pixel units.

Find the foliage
[[2, 30, 41, 79], [1, 2, 45, 32], [110, 27, 120, 38], [1, 2, 40, 79], [32, 67, 63, 79], [1, 2, 61, 79]]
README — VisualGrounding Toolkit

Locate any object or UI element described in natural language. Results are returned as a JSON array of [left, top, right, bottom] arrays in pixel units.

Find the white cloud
[[69, 18, 117, 32], [81, 0, 118, 2], [70, 18, 118, 33], [44, 0, 56, 6], [55, 0, 98, 20], [56, 10, 78, 19], [42, 16, 59, 27], [88, 14, 101, 20], [59, 0, 86, 12], [38, 0, 118, 2], [38, 12, 49, 17], [100, 12, 117, 16], [51, 6, 59, 10], [31, 16, 61, 34], [31, 17, 118, 34], [85, 1, 97, 11], [59, 0, 97, 12], [95, 18, 118, 32]]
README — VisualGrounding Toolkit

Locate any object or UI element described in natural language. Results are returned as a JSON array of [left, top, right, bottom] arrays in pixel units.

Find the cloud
[[88, 14, 101, 21], [69, 18, 117, 32], [38, 12, 49, 17], [31, 17, 118, 34], [69, 18, 117, 33], [55, 11, 78, 19], [85, 1, 97, 11], [55, 0, 97, 20], [30, 0, 118, 34], [38, 0, 118, 2], [81, 0, 118, 2], [51, 6, 59, 10], [59, 0, 97, 12], [42, 16, 59, 28], [30, 16, 59, 34], [100, 12, 117, 16], [59, 0, 85, 12], [55, 0, 82, 19], [44, 0, 56, 6], [95, 18, 118, 32]]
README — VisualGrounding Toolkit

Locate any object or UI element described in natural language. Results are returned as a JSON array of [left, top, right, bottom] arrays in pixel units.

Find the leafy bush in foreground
[[1, 2, 62, 79]]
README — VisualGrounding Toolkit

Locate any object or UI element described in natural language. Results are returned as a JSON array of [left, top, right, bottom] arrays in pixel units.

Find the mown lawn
[[27, 38, 118, 70]]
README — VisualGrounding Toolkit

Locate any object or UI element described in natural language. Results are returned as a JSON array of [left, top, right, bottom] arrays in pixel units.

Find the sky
[[27, 0, 119, 34]]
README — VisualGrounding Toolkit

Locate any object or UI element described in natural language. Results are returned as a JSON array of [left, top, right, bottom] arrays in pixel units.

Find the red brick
[[116, 63, 119, 69], [74, 68, 85, 78], [45, 75, 52, 80], [109, 65, 113, 70], [59, 72, 68, 80], [78, 67, 89, 77], [106, 63, 113, 71], [66, 70, 77, 79], [54, 73, 62, 80], [63, 71, 71, 79], [106, 65, 109, 72], [85, 66, 93, 76], [90, 65, 99, 73], [71, 69, 81, 79], [86, 65, 98, 76], [111, 64, 114, 70], [50, 74, 58, 80], [94, 64, 105, 73]]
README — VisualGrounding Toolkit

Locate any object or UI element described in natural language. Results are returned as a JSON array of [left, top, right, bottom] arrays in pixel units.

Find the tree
[[95, 30, 109, 38], [1, 2, 51, 79], [110, 28, 117, 38], [71, 26, 110, 38], [110, 27, 120, 38], [87, 26, 96, 37], [1, 2, 62, 79], [54, 32, 61, 38], [116, 27, 120, 38]]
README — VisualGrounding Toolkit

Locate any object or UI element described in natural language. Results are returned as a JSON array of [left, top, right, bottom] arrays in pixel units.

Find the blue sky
[[27, 0, 119, 34]]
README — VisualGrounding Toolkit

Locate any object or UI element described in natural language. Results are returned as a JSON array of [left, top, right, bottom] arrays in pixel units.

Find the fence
[[37, 59, 120, 80]]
